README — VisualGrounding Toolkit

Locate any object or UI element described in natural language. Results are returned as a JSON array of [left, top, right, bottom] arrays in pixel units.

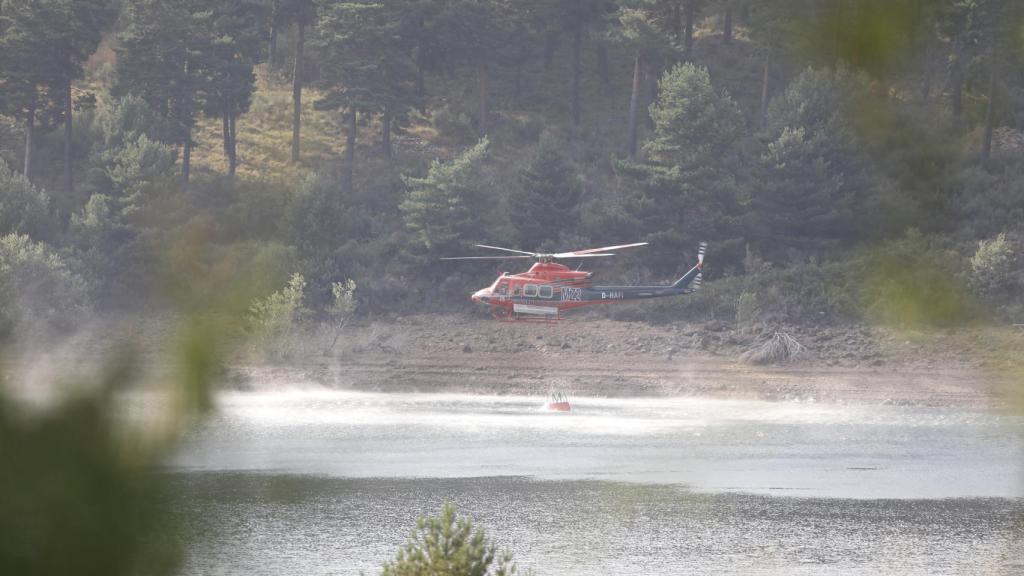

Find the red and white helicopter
[[443, 241, 706, 320]]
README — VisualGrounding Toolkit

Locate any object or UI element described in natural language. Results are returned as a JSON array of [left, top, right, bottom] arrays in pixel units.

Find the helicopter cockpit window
[[497, 281, 509, 296], [524, 284, 538, 297], [512, 284, 521, 296], [539, 285, 553, 299]]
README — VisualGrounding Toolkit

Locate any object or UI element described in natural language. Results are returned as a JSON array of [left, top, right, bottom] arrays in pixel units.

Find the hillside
[[0, 0, 1022, 343]]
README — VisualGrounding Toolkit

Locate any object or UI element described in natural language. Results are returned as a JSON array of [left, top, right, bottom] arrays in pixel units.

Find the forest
[[1, 0, 1023, 338]]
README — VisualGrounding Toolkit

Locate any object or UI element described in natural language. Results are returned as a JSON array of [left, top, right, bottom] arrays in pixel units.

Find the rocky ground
[[5, 312, 1018, 408], [227, 315, 1024, 408]]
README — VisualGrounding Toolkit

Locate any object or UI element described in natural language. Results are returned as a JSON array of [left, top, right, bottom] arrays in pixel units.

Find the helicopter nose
[[471, 289, 489, 303]]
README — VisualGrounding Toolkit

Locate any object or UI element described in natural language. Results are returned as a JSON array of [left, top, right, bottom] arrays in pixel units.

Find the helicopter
[[442, 241, 706, 320]]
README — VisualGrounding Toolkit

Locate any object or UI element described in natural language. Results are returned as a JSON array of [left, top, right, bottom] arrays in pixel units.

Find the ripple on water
[[170, 474, 1024, 576]]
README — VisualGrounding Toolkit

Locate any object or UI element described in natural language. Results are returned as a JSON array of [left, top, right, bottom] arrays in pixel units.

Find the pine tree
[[511, 132, 581, 246], [0, 158, 53, 240], [0, 0, 115, 197], [616, 63, 746, 274], [0, 0, 58, 180], [116, 0, 217, 191], [645, 62, 744, 168], [381, 503, 522, 576], [280, 0, 314, 163], [203, 0, 270, 177], [535, 0, 607, 128], [401, 138, 490, 253], [317, 0, 420, 189], [615, 2, 679, 158], [434, 0, 514, 136], [750, 67, 875, 262], [744, 0, 797, 127]]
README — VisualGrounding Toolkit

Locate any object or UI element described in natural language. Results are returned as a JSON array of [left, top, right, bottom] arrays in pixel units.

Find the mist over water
[[165, 391, 1024, 575], [172, 391, 1022, 498]]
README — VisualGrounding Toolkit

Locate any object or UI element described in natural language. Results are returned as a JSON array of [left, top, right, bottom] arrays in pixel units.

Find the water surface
[[166, 391, 1024, 574]]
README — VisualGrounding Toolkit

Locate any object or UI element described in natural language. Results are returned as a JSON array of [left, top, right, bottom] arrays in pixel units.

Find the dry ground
[[227, 315, 1023, 408]]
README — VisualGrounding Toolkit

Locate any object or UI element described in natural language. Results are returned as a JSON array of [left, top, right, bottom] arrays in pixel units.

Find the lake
[[166, 391, 1024, 575]]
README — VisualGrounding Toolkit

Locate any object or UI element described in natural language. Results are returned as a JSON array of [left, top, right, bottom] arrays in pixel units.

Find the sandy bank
[[228, 315, 1022, 408]]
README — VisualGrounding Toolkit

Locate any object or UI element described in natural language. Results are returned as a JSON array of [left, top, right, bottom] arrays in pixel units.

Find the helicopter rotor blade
[[551, 242, 648, 258], [551, 253, 616, 258], [440, 255, 535, 260], [473, 244, 539, 256]]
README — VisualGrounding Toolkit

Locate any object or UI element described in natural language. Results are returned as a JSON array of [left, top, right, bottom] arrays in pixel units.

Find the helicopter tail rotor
[[690, 242, 707, 292], [672, 242, 707, 291]]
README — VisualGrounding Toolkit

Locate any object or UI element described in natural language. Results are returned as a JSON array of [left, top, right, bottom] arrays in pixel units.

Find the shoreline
[[3, 313, 1018, 409], [229, 355, 998, 407], [225, 315, 1020, 409]]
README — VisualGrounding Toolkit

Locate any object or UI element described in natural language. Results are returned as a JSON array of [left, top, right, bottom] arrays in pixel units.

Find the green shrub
[[0, 159, 53, 240], [968, 233, 1023, 317], [431, 103, 478, 145], [324, 279, 357, 354], [247, 273, 310, 359], [102, 134, 177, 210], [860, 230, 973, 327], [735, 291, 760, 325], [0, 234, 91, 338], [954, 158, 1024, 239], [69, 194, 150, 307], [85, 96, 179, 215]]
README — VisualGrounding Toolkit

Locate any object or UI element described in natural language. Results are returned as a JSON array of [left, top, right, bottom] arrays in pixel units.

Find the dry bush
[[741, 332, 805, 365]]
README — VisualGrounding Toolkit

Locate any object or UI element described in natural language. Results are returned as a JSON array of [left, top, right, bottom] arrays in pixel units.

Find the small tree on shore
[[381, 502, 527, 576], [324, 279, 357, 354], [247, 272, 309, 358], [969, 233, 1022, 307]]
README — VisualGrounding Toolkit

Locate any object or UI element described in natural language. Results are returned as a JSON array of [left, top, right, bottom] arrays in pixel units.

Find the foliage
[[0, 158, 53, 240], [0, 233, 91, 338], [615, 3, 679, 66], [954, 158, 1024, 238], [329, 278, 358, 321], [202, 0, 269, 121], [0, 0, 1022, 329], [68, 193, 149, 307], [969, 232, 1023, 306], [0, 360, 181, 576], [431, 103, 481, 145], [315, 0, 419, 117], [401, 138, 492, 253], [635, 256, 862, 325], [751, 67, 879, 263], [381, 502, 527, 576], [102, 134, 178, 209], [115, 0, 219, 151], [861, 230, 974, 328], [84, 96, 178, 220], [0, 0, 117, 112], [247, 272, 310, 358], [764, 66, 868, 140], [645, 63, 744, 169], [0, 259, 237, 576], [324, 278, 357, 354], [511, 131, 581, 247], [735, 291, 760, 325], [93, 94, 178, 148], [617, 63, 747, 275]]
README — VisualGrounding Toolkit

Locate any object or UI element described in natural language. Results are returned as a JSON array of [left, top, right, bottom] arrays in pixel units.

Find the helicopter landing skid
[[492, 308, 561, 322]]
